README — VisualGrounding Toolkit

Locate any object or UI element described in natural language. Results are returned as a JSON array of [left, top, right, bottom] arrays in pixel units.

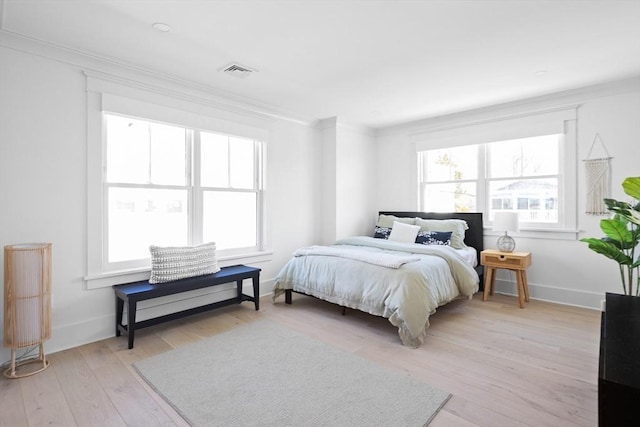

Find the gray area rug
[[133, 320, 450, 426]]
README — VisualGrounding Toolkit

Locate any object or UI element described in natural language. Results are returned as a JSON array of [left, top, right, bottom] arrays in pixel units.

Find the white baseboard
[[492, 278, 602, 310]]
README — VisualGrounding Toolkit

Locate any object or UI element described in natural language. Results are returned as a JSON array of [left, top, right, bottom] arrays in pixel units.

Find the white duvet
[[273, 236, 479, 347]]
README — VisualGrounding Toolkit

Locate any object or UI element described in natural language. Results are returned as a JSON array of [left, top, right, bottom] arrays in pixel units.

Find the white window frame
[[85, 74, 271, 289], [420, 134, 564, 228], [414, 106, 578, 238], [485, 134, 563, 227], [103, 114, 265, 272]]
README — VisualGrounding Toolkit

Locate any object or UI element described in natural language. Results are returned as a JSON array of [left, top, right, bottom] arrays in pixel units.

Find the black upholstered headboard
[[379, 211, 484, 278]]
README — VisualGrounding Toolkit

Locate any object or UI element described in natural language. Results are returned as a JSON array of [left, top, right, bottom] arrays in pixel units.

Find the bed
[[272, 211, 484, 347]]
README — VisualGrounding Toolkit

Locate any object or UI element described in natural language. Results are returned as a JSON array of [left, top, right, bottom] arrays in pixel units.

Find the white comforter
[[273, 236, 479, 347]]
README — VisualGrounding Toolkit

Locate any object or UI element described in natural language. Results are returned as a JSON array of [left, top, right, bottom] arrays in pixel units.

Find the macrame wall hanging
[[583, 133, 612, 215]]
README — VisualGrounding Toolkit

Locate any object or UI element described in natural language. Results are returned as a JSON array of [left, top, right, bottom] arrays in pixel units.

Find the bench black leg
[[285, 289, 292, 304], [236, 279, 243, 304], [252, 274, 260, 310], [115, 296, 124, 337], [127, 300, 137, 350]]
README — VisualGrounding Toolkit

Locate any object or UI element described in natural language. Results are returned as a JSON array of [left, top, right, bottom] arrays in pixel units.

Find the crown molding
[[83, 68, 279, 125], [408, 103, 581, 139], [378, 76, 640, 137], [0, 27, 318, 127]]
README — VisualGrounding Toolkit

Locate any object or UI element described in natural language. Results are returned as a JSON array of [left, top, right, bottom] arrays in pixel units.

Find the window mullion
[[227, 136, 232, 188], [146, 122, 153, 184], [477, 144, 487, 215], [255, 141, 263, 250], [191, 130, 201, 246], [255, 140, 262, 192]]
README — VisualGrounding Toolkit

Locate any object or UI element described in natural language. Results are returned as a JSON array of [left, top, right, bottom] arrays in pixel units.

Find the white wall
[[375, 79, 640, 309], [0, 44, 323, 361], [335, 123, 376, 239], [319, 118, 376, 244], [319, 118, 338, 245]]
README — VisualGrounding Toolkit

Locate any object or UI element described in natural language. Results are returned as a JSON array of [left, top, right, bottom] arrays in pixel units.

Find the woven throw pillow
[[149, 242, 220, 284]]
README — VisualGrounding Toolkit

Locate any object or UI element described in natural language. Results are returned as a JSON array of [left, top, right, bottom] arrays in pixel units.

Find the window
[[420, 145, 478, 212], [419, 133, 567, 228], [486, 134, 561, 224], [104, 113, 265, 272], [414, 105, 577, 233], [84, 75, 272, 289]]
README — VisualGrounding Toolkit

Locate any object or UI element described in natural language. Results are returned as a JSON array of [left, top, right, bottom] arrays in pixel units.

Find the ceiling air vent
[[220, 62, 257, 79]]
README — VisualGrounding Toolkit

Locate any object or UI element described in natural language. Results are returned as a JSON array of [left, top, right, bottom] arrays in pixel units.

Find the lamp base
[[3, 344, 50, 379], [497, 234, 516, 252]]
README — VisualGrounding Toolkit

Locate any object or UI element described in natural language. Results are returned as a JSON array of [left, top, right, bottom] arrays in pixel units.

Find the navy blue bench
[[113, 264, 261, 349]]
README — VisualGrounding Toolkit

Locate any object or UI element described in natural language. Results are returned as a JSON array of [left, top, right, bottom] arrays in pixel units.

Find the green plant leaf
[[603, 185, 640, 224], [601, 237, 624, 250], [604, 198, 632, 211], [582, 177, 640, 275], [622, 176, 640, 200], [604, 199, 634, 219], [600, 218, 633, 243], [580, 238, 632, 265], [627, 208, 640, 225]]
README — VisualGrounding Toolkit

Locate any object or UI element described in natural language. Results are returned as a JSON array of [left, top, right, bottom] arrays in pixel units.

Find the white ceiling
[[2, 0, 639, 129]]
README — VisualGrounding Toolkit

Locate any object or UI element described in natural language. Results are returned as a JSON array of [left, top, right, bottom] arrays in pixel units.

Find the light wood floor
[[0, 292, 601, 427]]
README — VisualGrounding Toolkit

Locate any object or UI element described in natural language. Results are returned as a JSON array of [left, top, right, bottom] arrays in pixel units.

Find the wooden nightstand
[[481, 249, 532, 308]]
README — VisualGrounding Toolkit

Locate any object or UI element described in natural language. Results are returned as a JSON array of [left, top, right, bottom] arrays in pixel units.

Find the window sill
[[85, 250, 273, 290]]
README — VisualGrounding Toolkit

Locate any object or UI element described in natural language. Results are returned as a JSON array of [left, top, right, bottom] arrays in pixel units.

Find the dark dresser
[[599, 292, 640, 426]]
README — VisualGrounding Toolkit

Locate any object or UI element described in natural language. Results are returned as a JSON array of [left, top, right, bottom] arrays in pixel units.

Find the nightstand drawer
[[481, 250, 531, 270]]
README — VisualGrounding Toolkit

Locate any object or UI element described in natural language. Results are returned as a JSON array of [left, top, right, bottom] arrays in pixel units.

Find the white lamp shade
[[493, 212, 519, 232]]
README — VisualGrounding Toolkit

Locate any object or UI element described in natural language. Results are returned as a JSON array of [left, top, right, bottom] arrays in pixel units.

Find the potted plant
[[581, 176, 640, 296]]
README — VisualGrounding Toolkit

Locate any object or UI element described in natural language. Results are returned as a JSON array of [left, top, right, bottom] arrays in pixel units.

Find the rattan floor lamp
[[3, 243, 52, 378]]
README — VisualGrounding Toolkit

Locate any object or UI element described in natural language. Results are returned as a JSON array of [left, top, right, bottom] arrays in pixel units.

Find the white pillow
[[415, 218, 468, 249], [149, 242, 220, 284], [388, 221, 421, 243]]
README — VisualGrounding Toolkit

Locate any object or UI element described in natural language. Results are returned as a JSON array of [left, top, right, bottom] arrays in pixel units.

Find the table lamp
[[493, 212, 519, 252]]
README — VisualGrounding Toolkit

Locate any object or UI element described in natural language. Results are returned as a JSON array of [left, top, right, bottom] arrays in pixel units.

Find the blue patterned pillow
[[415, 230, 452, 246], [373, 226, 392, 239]]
